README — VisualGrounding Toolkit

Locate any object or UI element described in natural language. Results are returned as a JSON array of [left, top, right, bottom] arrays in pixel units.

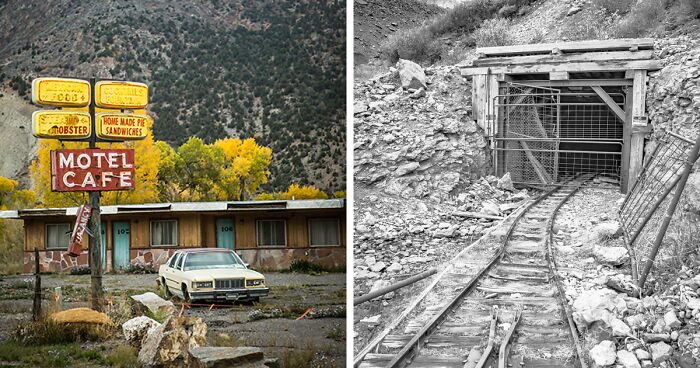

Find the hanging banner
[[95, 81, 148, 109], [68, 204, 92, 257], [50, 149, 135, 192], [95, 113, 149, 140], [32, 110, 92, 139], [32, 77, 91, 107]]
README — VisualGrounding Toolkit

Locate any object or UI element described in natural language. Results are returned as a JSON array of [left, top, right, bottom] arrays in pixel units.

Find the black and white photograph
[[352, 0, 700, 367]]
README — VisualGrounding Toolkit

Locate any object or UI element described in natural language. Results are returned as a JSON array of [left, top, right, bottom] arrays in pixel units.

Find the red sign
[[68, 204, 92, 257], [50, 149, 135, 191]]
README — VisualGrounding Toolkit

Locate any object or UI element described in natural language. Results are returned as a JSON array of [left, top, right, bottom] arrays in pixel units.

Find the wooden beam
[[517, 79, 633, 87], [473, 50, 654, 67], [592, 86, 626, 122], [472, 74, 487, 132], [487, 74, 499, 136], [549, 71, 569, 80], [461, 60, 661, 76], [628, 70, 648, 188], [520, 140, 552, 184], [621, 87, 632, 193], [476, 38, 655, 57]]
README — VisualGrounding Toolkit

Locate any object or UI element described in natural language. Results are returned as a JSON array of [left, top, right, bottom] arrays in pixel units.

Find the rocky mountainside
[[354, 0, 443, 65], [0, 0, 345, 192]]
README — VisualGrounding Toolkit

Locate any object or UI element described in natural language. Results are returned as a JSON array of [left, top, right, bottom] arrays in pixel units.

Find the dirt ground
[[0, 272, 346, 367]]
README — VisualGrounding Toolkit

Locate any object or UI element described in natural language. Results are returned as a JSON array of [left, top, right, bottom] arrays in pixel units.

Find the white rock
[[122, 316, 160, 348], [663, 310, 681, 329], [617, 350, 641, 368], [481, 201, 500, 216], [360, 315, 381, 324], [130, 292, 175, 316], [610, 317, 632, 337], [369, 262, 386, 273], [635, 349, 651, 360], [590, 340, 616, 366], [649, 341, 672, 364], [593, 246, 629, 266], [396, 59, 427, 90], [386, 262, 403, 273]]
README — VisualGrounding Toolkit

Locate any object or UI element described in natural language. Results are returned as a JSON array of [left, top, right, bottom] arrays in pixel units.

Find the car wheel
[[181, 284, 190, 302], [161, 277, 172, 298], [251, 297, 260, 303]]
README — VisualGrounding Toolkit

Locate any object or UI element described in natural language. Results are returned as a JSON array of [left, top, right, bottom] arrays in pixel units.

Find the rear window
[[183, 252, 246, 271], [175, 253, 185, 270], [168, 253, 180, 267]]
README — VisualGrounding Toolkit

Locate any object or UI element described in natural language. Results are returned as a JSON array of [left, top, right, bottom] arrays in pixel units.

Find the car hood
[[184, 268, 264, 281]]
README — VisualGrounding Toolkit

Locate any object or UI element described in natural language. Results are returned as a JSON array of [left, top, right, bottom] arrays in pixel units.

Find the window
[[308, 218, 341, 246], [175, 253, 185, 270], [168, 252, 180, 268], [256, 220, 286, 247], [151, 220, 178, 246], [46, 223, 71, 249]]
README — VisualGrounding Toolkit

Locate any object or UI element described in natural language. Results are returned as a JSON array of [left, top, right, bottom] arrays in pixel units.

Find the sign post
[[31, 76, 149, 312], [87, 77, 103, 312]]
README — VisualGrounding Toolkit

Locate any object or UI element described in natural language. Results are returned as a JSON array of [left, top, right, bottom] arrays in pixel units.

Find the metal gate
[[493, 83, 625, 186], [494, 83, 561, 185]]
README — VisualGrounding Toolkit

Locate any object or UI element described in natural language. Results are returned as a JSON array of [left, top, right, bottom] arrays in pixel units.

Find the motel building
[[0, 199, 346, 273]]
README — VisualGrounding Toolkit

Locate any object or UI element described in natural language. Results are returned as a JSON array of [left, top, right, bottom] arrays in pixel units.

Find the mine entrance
[[494, 82, 624, 186]]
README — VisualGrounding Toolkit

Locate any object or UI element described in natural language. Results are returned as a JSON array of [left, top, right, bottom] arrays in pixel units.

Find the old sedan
[[158, 248, 269, 302]]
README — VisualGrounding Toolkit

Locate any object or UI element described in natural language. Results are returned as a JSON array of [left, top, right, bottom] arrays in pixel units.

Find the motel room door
[[113, 221, 130, 269], [216, 218, 235, 250]]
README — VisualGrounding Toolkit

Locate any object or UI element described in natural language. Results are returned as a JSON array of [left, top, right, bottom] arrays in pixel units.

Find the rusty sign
[[95, 113, 149, 140], [31, 77, 91, 107], [32, 110, 92, 139], [95, 81, 148, 109], [68, 204, 92, 257], [50, 149, 135, 192]]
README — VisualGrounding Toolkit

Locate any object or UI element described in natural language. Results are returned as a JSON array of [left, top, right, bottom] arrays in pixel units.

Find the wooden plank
[[487, 74, 499, 136], [474, 50, 654, 67], [629, 70, 647, 188], [519, 79, 633, 87], [476, 38, 654, 57], [592, 86, 626, 122], [520, 140, 551, 184], [621, 87, 632, 193], [549, 71, 569, 80], [461, 59, 661, 76], [472, 74, 487, 131]]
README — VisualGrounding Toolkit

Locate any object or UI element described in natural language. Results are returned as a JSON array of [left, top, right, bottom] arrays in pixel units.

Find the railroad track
[[356, 175, 592, 368]]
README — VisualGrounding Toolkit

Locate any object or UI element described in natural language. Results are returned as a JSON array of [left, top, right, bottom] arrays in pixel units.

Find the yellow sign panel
[[31, 78, 90, 107], [95, 81, 148, 109], [32, 111, 91, 139], [96, 113, 149, 140]]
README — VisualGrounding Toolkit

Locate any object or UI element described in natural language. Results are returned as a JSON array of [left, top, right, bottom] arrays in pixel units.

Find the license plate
[[225, 293, 241, 300]]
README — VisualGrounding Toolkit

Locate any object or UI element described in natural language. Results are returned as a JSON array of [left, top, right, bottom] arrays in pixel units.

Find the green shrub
[[614, 0, 666, 37], [286, 259, 345, 274], [472, 18, 513, 47], [105, 346, 138, 368], [426, 0, 499, 36], [380, 28, 442, 64]]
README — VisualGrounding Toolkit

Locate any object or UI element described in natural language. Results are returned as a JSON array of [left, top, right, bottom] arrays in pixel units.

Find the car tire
[[161, 277, 172, 298], [181, 284, 190, 302]]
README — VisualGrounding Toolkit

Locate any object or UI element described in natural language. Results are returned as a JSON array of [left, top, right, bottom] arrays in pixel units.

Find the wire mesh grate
[[619, 131, 695, 273]]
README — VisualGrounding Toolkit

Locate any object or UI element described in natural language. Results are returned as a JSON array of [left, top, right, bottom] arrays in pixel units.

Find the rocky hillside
[[0, 0, 345, 193]]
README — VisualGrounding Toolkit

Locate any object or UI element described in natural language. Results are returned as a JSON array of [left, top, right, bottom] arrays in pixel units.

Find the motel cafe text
[[0, 199, 346, 273]]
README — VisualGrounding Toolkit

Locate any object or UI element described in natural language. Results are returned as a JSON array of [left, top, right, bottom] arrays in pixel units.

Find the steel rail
[[545, 178, 590, 368], [383, 184, 564, 368]]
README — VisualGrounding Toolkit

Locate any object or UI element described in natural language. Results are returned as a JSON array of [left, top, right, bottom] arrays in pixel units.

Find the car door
[[164, 252, 182, 291]]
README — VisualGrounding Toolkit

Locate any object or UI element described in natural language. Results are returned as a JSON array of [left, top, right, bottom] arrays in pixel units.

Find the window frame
[[45, 223, 72, 250], [150, 219, 179, 247], [255, 219, 288, 248], [307, 218, 342, 247]]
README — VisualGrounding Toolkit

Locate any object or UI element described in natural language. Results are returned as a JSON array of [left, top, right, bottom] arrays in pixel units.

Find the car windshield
[[183, 252, 246, 271]]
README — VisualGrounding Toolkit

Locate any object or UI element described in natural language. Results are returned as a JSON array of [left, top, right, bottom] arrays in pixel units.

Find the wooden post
[[628, 70, 648, 188], [32, 248, 41, 321], [88, 78, 104, 312]]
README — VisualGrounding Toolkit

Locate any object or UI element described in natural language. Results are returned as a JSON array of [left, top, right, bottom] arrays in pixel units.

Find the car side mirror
[[244, 263, 250, 268]]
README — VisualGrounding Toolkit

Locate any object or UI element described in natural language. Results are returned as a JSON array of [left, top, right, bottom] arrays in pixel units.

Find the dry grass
[[104, 346, 138, 368], [614, 0, 667, 37], [0, 219, 25, 275], [591, 0, 635, 14], [472, 18, 514, 47], [380, 28, 442, 65], [560, 7, 619, 41]]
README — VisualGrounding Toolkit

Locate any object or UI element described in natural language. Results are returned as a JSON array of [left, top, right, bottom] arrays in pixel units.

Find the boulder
[[188, 346, 266, 368], [131, 292, 175, 317], [138, 316, 208, 368], [481, 201, 500, 216], [617, 350, 641, 368], [369, 262, 386, 273], [663, 310, 681, 329], [649, 341, 672, 365], [496, 173, 515, 192], [593, 246, 629, 266], [394, 162, 420, 177], [396, 59, 427, 90], [609, 317, 632, 337], [590, 340, 616, 366], [386, 262, 403, 273], [123, 316, 161, 349], [635, 349, 651, 360], [572, 289, 627, 327]]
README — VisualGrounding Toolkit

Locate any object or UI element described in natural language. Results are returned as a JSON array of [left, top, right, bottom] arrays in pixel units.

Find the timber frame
[[460, 38, 660, 192]]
